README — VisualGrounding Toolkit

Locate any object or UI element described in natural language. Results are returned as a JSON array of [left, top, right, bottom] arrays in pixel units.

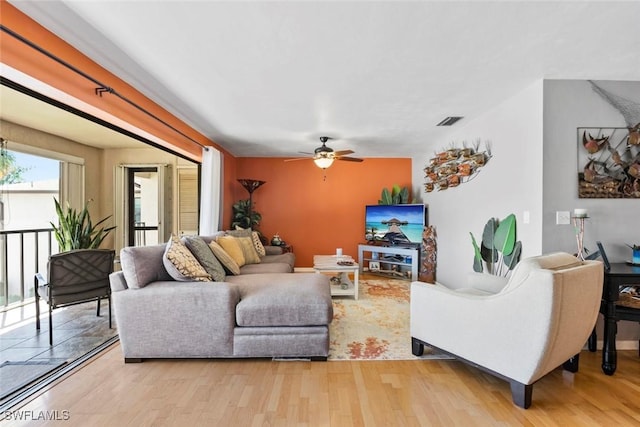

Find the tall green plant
[[231, 199, 262, 230], [51, 198, 115, 251], [378, 184, 411, 205], [470, 213, 522, 276]]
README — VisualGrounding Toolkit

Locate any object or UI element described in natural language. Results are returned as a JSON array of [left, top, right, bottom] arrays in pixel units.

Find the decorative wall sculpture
[[423, 140, 491, 192], [577, 126, 640, 198]]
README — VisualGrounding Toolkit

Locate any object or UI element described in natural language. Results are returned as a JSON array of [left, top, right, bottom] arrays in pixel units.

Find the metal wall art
[[578, 125, 640, 198], [423, 140, 491, 192]]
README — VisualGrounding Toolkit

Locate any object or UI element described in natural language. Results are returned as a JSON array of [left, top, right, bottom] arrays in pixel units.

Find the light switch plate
[[556, 211, 570, 225]]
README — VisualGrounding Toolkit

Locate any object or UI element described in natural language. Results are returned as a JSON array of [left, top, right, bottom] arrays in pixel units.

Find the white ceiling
[[4, 1, 640, 158]]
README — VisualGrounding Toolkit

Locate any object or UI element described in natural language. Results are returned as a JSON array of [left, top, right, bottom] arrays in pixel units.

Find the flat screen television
[[364, 204, 426, 245]]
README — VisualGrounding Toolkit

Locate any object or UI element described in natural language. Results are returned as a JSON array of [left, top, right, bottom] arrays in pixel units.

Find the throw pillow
[[183, 236, 226, 281], [237, 236, 262, 265], [251, 231, 266, 257], [162, 235, 211, 282], [209, 241, 241, 275], [217, 235, 246, 266]]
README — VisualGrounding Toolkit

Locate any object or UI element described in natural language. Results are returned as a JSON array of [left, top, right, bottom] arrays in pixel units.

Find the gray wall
[[543, 79, 639, 344]]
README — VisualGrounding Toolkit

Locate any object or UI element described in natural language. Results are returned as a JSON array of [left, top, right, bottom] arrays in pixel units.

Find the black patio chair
[[35, 249, 115, 346]]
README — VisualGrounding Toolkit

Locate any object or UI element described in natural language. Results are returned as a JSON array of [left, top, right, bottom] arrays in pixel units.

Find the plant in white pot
[[51, 198, 116, 251]]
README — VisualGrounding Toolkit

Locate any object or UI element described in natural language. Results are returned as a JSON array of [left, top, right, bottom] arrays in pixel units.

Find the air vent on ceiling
[[436, 116, 464, 126]]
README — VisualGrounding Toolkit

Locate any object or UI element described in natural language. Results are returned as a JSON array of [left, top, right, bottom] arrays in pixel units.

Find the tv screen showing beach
[[365, 204, 425, 244]]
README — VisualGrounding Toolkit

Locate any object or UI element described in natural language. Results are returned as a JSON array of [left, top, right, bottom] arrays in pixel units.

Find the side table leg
[[602, 301, 617, 375]]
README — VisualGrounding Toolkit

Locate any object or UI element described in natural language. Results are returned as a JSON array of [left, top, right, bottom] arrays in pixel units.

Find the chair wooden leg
[[412, 337, 424, 356], [510, 381, 532, 409], [108, 295, 112, 329], [96, 296, 101, 317], [563, 353, 580, 373], [48, 304, 53, 346]]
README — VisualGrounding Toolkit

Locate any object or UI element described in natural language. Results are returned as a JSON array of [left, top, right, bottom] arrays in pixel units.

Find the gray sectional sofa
[[110, 235, 333, 362]]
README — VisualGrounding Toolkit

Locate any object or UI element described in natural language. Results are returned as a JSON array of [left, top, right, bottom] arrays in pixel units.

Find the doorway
[[127, 167, 159, 247]]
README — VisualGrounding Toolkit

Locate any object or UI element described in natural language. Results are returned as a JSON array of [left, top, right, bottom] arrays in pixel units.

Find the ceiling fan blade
[[337, 156, 364, 162], [333, 149, 354, 156], [284, 157, 313, 162]]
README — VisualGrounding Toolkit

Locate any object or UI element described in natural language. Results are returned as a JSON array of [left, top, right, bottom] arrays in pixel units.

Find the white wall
[[412, 80, 544, 287]]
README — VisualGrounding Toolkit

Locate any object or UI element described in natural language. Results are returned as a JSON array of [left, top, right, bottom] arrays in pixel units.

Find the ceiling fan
[[285, 136, 364, 169]]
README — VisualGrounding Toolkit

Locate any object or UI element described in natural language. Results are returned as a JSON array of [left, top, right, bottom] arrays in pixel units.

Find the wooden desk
[[588, 262, 640, 375]]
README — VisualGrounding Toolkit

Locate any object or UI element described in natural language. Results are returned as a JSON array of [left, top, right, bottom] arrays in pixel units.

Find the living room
[[1, 0, 639, 424]]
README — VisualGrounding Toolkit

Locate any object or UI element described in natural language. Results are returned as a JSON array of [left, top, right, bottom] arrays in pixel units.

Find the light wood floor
[[4, 344, 639, 426]]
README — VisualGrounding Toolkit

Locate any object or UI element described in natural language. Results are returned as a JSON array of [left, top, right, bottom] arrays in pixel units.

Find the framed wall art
[[577, 126, 640, 198]]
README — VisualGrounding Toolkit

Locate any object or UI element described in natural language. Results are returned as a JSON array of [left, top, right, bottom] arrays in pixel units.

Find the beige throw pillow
[[237, 236, 261, 265], [163, 235, 211, 282], [209, 241, 241, 275], [251, 231, 266, 257], [217, 235, 246, 266]]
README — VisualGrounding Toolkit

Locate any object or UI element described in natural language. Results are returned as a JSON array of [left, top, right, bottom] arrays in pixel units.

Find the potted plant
[[231, 199, 262, 231], [470, 213, 522, 277], [51, 198, 115, 251], [378, 184, 411, 205]]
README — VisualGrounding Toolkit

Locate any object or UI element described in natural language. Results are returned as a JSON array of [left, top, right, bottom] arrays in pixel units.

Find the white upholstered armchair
[[410, 252, 603, 409]]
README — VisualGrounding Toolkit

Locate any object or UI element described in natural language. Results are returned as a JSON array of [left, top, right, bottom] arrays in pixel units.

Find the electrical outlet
[[556, 211, 570, 225]]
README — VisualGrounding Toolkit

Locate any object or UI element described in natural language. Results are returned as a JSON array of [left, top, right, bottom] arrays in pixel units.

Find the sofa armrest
[[264, 245, 284, 255], [113, 281, 240, 358]]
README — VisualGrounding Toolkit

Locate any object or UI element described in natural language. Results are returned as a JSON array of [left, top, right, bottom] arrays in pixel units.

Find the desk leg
[[602, 300, 617, 375]]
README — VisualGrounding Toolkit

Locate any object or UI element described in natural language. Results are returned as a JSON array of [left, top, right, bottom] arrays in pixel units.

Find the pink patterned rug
[[329, 278, 450, 360]]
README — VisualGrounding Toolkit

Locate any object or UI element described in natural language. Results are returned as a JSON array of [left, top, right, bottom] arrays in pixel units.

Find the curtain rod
[[0, 24, 208, 150]]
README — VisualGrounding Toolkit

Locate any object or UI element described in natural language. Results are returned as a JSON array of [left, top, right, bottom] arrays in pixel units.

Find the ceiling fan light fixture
[[314, 156, 334, 169]]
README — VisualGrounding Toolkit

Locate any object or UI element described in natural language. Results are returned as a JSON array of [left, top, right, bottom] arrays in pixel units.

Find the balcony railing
[[0, 228, 56, 311]]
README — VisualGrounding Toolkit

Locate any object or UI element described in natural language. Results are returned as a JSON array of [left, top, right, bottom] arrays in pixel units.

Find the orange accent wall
[[235, 158, 413, 267]]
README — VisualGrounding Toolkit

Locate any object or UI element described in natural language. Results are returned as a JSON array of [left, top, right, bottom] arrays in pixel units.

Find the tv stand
[[358, 244, 419, 281]]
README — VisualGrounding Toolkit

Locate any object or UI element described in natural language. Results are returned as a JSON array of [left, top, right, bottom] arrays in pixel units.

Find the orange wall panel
[[235, 158, 413, 267]]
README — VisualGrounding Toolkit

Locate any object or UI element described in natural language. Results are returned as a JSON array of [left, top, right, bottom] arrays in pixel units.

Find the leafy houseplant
[[231, 199, 262, 230], [378, 184, 411, 205], [51, 198, 116, 251], [470, 213, 522, 277]]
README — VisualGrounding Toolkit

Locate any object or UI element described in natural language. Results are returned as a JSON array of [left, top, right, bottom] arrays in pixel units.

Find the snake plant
[[51, 198, 116, 251]]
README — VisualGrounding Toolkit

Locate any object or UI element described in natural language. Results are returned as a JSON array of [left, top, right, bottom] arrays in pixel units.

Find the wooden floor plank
[[4, 344, 639, 426]]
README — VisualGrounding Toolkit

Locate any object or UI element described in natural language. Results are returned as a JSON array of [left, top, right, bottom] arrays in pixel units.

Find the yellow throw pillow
[[237, 236, 261, 265], [251, 231, 266, 257], [217, 235, 246, 267], [209, 241, 241, 275], [163, 234, 211, 282]]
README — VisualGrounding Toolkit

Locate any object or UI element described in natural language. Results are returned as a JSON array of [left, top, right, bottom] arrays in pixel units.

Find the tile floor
[[0, 299, 118, 401]]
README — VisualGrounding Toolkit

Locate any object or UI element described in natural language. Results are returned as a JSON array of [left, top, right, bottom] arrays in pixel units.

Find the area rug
[[0, 360, 66, 399], [329, 278, 450, 361]]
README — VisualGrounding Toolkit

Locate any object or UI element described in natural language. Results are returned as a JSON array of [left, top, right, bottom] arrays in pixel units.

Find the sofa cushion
[[228, 273, 333, 327], [120, 244, 172, 289], [260, 253, 295, 272], [163, 235, 212, 282], [239, 262, 292, 274], [209, 241, 241, 275], [183, 236, 226, 281], [217, 235, 246, 267]]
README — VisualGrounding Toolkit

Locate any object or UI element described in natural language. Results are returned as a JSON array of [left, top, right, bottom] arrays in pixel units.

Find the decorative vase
[[271, 234, 282, 246], [633, 248, 640, 265]]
